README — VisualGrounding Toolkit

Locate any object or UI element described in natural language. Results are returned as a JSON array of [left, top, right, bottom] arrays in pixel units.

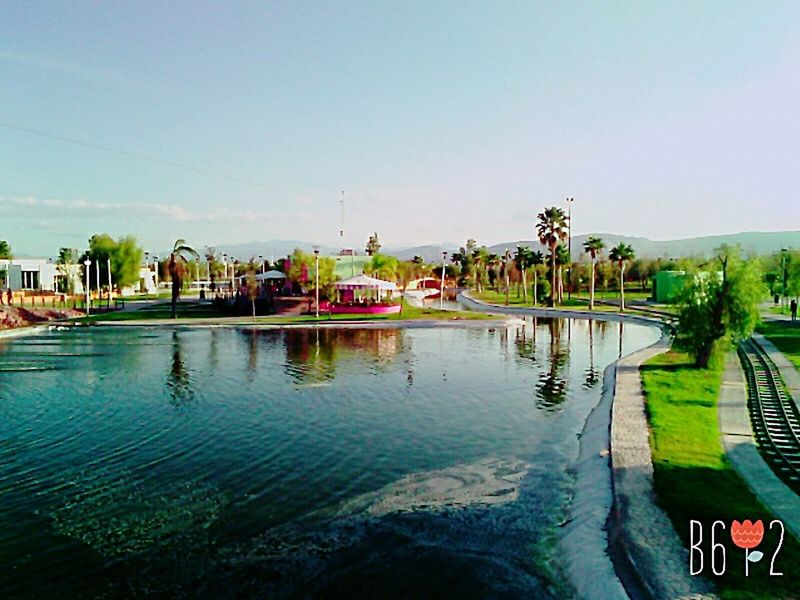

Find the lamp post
[[230, 256, 236, 291], [440, 251, 447, 310], [313, 246, 320, 318], [259, 254, 265, 274], [83, 259, 91, 315], [95, 259, 100, 297], [566, 196, 574, 300], [107, 257, 112, 306], [145, 252, 150, 298]]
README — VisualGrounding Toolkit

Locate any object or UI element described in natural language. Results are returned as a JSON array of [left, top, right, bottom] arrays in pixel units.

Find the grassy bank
[[75, 300, 496, 324], [757, 321, 800, 370], [642, 349, 800, 599], [471, 289, 676, 316]]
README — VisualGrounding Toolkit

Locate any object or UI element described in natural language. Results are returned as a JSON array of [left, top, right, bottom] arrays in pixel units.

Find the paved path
[[610, 336, 717, 599], [719, 351, 800, 540]]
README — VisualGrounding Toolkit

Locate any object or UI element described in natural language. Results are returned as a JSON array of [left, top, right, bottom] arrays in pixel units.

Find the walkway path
[[719, 349, 800, 540]]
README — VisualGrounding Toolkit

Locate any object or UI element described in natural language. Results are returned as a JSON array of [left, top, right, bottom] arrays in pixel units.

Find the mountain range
[[215, 231, 800, 263]]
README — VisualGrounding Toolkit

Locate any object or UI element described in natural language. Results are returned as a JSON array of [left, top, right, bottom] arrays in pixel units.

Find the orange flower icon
[[731, 520, 764, 549]]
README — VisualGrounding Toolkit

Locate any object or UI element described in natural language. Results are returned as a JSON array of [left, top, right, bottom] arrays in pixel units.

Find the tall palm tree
[[536, 207, 569, 306], [555, 244, 570, 304], [583, 236, 605, 310], [531, 250, 545, 305], [608, 242, 635, 311], [168, 239, 200, 318]]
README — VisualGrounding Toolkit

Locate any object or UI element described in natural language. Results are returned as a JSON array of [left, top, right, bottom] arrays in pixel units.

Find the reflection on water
[[0, 321, 659, 598], [167, 331, 194, 406]]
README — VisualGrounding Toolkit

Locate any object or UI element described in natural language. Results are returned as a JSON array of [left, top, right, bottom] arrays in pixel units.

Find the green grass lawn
[[757, 321, 800, 371], [75, 299, 495, 324], [642, 350, 800, 599], [471, 289, 675, 317]]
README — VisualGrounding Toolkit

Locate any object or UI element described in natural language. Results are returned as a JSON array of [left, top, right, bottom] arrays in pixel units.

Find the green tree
[[678, 247, 765, 368], [0, 240, 12, 259], [531, 250, 545, 305], [514, 245, 535, 303], [244, 263, 259, 319], [167, 240, 200, 318], [286, 248, 337, 297], [365, 253, 399, 280], [536, 207, 569, 306], [365, 232, 382, 256], [57, 247, 80, 294], [609, 242, 635, 311], [82, 234, 144, 293], [555, 244, 570, 303], [396, 261, 417, 316], [582, 236, 605, 310]]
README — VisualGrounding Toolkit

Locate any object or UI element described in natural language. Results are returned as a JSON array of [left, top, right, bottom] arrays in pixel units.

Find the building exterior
[[0, 258, 60, 291]]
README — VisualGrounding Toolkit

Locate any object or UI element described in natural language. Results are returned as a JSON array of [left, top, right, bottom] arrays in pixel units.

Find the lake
[[0, 319, 660, 598]]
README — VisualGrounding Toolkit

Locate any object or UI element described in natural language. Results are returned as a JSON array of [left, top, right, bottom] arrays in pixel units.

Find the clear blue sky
[[2, 1, 799, 256]]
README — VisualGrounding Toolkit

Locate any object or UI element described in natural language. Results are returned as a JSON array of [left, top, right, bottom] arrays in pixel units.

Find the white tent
[[255, 270, 287, 281], [335, 274, 397, 291]]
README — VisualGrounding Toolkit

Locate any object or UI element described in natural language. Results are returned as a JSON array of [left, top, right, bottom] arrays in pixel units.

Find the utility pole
[[314, 246, 320, 318]]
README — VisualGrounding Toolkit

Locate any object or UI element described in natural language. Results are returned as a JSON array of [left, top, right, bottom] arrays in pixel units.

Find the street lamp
[[259, 254, 265, 274], [566, 197, 574, 300], [313, 246, 320, 318], [83, 259, 91, 315], [107, 257, 112, 306], [440, 251, 447, 310]]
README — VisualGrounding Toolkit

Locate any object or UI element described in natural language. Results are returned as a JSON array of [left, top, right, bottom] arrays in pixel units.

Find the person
[[6, 288, 12, 306], [791, 299, 798, 322]]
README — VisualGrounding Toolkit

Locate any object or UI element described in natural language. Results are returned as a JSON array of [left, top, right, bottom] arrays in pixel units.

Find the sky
[[1, 1, 799, 257]]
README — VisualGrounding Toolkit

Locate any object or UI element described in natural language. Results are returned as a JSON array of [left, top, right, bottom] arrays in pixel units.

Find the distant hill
[[211, 231, 800, 264], [488, 231, 800, 260]]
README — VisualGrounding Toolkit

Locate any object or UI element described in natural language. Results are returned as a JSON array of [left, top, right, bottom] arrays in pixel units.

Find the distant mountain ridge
[[212, 231, 800, 263]]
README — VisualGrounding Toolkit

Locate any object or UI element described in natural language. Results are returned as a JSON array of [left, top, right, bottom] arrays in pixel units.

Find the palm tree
[[608, 243, 635, 311], [536, 207, 569, 306], [168, 239, 200, 318], [514, 245, 534, 303], [531, 250, 545, 305], [583, 236, 605, 310], [555, 244, 570, 304]]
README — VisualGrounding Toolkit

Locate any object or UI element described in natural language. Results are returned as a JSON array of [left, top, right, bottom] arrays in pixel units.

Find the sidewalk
[[718, 352, 800, 540]]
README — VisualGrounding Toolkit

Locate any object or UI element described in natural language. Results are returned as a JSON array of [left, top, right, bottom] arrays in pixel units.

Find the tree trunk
[[522, 269, 528, 303], [533, 269, 538, 306], [171, 277, 179, 319], [619, 263, 625, 312], [550, 247, 557, 306], [590, 258, 596, 310]]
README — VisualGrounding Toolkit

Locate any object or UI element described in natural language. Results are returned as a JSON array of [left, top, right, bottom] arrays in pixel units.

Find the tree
[[608, 243, 635, 311], [531, 250, 545, 305], [167, 240, 200, 318], [286, 248, 337, 297], [244, 265, 259, 319], [365, 253, 399, 281], [555, 244, 570, 303], [57, 247, 80, 294], [536, 207, 569, 306], [82, 234, 144, 292], [582, 236, 605, 310], [678, 247, 765, 368], [0, 240, 12, 259], [396, 261, 416, 316], [365, 232, 381, 256], [514, 245, 535, 303]]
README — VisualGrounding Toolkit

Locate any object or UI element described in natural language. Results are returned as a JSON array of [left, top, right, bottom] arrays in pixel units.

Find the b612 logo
[[690, 519, 785, 576]]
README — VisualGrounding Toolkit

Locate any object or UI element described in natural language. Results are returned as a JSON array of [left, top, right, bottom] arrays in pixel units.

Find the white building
[[0, 258, 60, 291]]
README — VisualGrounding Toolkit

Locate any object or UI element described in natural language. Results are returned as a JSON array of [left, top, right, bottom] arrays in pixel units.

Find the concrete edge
[[458, 291, 671, 329], [720, 351, 800, 541], [609, 332, 717, 599]]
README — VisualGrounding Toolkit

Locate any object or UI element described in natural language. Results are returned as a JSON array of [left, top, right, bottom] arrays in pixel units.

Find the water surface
[[0, 320, 659, 598]]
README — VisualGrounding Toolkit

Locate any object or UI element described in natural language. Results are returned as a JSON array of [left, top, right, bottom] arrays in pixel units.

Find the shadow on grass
[[653, 463, 800, 599]]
